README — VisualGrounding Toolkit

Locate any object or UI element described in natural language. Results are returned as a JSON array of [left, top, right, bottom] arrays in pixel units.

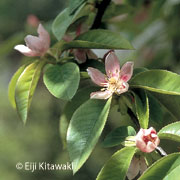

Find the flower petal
[[87, 67, 108, 87], [37, 24, 50, 49], [74, 49, 87, 64], [120, 62, 134, 82], [14, 45, 38, 57], [105, 51, 120, 79], [25, 35, 43, 52], [90, 90, 112, 99], [127, 157, 140, 180]]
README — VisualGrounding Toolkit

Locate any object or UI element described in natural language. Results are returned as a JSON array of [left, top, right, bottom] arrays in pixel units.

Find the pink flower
[[27, 14, 39, 27], [63, 23, 97, 63], [136, 127, 160, 153], [87, 51, 134, 99], [14, 24, 50, 57], [127, 156, 147, 180]]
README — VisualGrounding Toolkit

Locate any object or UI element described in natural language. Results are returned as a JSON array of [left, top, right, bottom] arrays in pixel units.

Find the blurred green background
[[0, 0, 180, 179]]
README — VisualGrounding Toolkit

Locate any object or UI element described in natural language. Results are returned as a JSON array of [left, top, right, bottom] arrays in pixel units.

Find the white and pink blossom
[[136, 127, 160, 153], [87, 51, 134, 99], [14, 24, 50, 57]]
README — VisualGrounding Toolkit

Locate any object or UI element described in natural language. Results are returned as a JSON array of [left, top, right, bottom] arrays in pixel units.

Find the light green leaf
[[8, 64, 27, 108], [102, 126, 136, 148], [96, 147, 136, 180], [130, 70, 180, 95], [43, 63, 80, 100], [132, 90, 149, 129], [139, 153, 180, 180], [158, 122, 180, 142], [67, 98, 112, 174], [61, 29, 134, 51], [15, 61, 45, 124]]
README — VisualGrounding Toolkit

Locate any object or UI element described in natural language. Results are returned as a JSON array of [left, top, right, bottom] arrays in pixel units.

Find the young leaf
[[61, 29, 134, 51], [130, 70, 180, 95], [43, 63, 80, 100], [96, 147, 136, 180], [102, 126, 136, 148], [8, 64, 27, 108], [15, 60, 45, 124], [67, 98, 112, 174], [158, 122, 180, 142], [139, 153, 180, 180], [132, 90, 149, 129]]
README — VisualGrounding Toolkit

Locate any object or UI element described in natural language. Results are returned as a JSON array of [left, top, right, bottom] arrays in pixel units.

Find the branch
[[91, 0, 111, 29]]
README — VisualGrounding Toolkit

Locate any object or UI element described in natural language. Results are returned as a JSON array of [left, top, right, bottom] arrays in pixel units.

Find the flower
[[63, 23, 97, 63], [87, 51, 134, 99], [135, 127, 160, 153], [127, 156, 147, 180], [14, 24, 50, 57]]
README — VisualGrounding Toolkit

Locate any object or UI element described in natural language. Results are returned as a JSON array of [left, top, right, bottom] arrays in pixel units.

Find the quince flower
[[14, 24, 50, 57], [127, 156, 147, 180], [136, 127, 160, 153], [87, 51, 134, 99]]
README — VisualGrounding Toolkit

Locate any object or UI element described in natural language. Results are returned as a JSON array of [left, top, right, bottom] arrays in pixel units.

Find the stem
[[156, 146, 167, 157], [91, 0, 111, 29]]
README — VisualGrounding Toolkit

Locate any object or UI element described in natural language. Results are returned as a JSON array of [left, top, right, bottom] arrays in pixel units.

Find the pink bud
[[27, 14, 39, 27], [135, 127, 160, 153], [14, 24, 50, 57]]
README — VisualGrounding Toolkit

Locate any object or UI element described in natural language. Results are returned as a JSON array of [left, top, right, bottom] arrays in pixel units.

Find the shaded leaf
[[67, 98, 112, 173], [102, 126, 136, 148], [43, 63, 80, 100], [69, 0, 87, 14], [96, 147, 136, 180]]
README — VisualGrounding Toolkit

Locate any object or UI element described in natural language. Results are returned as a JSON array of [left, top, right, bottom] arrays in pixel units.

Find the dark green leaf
[[67, 98, 112, 173], [43, 63, 80, 100], [102, 126, 136, 148], [61, 29, 134, 51], [139, 153, 180, 180], [15, 61, 45, 124], [96, 147, 136, 180], [130, 70, 180, 95], [132, 90, 149, 129], [59, 86, 99, 148], [69, 0, 87, 14], [158, 122, 180, 142]]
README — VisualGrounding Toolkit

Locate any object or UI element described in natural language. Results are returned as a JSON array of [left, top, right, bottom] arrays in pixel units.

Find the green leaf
[[8, 64, 27, 108], [69, 0, 87, 14], [130, 70, 180, 95], [132, 90, 149, 129], [67, 98, 112, 173], [60, 86, 99, 148], [52, 8, 74, 41], [43, 63, 80, 100], [139, 153, 180, 180], [158, 122, 180, 142], [147, 93, 163, 129], [96, 147, 136, 180], [15, 61, 45, 124], [102, 126, 136, 148], [61, 29, 134, 51], [150, 92, 180, 120]]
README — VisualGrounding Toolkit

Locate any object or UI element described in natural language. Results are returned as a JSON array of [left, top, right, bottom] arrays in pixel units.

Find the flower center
[[143, 133, 156, 144]]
